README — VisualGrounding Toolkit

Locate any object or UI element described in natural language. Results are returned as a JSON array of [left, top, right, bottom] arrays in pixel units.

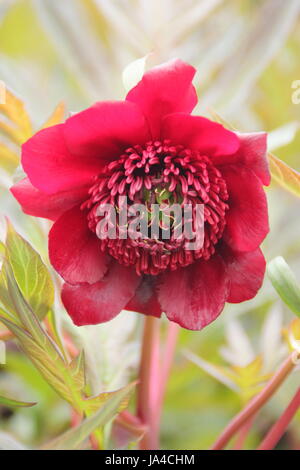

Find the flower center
[[81, 140, 229, 275]]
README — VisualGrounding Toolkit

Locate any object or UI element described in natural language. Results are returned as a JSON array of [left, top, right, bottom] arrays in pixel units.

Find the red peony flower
[[11, 59, 270, 330]]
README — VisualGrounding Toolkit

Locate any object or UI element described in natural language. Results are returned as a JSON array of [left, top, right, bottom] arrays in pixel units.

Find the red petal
[[49, 206, 109, 285], [221, 245, 266, 303], [126, 59, 197, 138], [162, 113, 240, 157], [213, 132, 270, 186], [61, 263, 140, 326], [22, 124, 104, 194], [64, 101, 150, 160], [223, 165, 269, 252], [125, 276, 162, 317], [236, 132, 270, 185], [158, 256, 229, 330], [11, 178, 88, 221]]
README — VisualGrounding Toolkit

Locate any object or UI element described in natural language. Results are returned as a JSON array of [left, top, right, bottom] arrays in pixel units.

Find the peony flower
[[11, 59, 270, 330]]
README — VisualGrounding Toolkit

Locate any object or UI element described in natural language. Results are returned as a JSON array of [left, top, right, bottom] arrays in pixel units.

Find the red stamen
[[82, 140, 229, 275]]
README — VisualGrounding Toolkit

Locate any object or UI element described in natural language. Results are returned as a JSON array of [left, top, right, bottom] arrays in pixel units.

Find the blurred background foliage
[[0, 0, 300, 450]]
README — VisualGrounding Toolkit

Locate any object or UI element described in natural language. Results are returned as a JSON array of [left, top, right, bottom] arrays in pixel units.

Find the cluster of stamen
[[81, 140, 229, 275]]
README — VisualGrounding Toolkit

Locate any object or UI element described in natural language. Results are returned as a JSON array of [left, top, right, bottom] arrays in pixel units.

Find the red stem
[[71, 408, 81, 428], [158, 322, 180, 411], [258, 387, 300, 450], [0, 329, 12, 341], [211, 353, 296, 450], [137, 315, 161, 450], [233, 416, 255, 450]]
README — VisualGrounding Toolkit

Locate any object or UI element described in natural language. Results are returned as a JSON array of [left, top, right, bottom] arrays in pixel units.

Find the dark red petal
[[158, 255, 229, 330], [22, 124, 104, 194], [64, 101, 150, 160], [236, 132, 270, 186], [49, 206, 109, 285], [221, 244, 266, 303], [125, 276, 162, 317], [126, 59, 197, 138], [61, 263, 140, 326], [11, 178, 88, 221], [162, 113, 240, 157], [223, 165, 269, 252], [213, 132, 270, 186]]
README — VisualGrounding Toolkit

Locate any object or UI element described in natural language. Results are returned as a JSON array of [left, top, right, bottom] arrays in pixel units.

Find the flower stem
[[211, 353, 297, 450], [158, 322, 180, 411], [137, 315, 161, 450], [232, 416, 255, 450], [258, 387, 300, 450]]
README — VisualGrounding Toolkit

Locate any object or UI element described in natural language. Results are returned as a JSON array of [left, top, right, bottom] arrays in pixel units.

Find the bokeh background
[[0, 0, 300, 450]]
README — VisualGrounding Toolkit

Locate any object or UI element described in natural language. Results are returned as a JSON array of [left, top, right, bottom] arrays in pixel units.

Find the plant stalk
[[258, 387, 300, 450], [211, 353, 297, 450], [233, 416, 255, 450], [137, 315, 161, 450], [158, 322, 180, 412]]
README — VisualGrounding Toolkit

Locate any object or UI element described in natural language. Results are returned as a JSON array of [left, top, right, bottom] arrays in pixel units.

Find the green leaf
[[41, 382, 136, 450], [208, 109, 235, 130], [268, 152, 300, 198], [0, 88, 33, 145], [0, 240, 5, 257], [0, 266, 21, 323], [46, 309, 68, 362], [82, 386, 133, 414], [5, 222, 54, 320], [0, 394, 36, 408], [0, 315, 82, 408], [267, 257, 300, 317], [0, 270, 86, 411], [3, 261, 45, 334], [69, 351, 86, 393], [183, 349, 239, 392], [0, 251, 83, 408]]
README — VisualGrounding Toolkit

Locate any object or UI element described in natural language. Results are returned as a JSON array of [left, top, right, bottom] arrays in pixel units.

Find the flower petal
[[22, 124, 104, 194], [49, 206, 109, 285], [61, 263, 140, 326], [126, 59, 197, 138], [158, 255, 229, 330], [236, 132, 270, 185], [222, 165, 269, 252], [11, 178, 88, 221], [64, 101, 150, 159], [221, 245, 266, 303], [125, 276, 162, 317], [213, 132, 270, 186], [162, 113, 240, 157]]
